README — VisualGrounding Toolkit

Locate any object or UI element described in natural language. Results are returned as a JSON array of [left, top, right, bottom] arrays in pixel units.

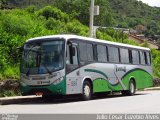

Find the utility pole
[[29, 0, 31, 6], [89, 0, 95, 38], [122, 30, 124, 43]]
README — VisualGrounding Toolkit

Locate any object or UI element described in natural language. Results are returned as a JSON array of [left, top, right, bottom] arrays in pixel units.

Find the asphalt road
[[0, 90, 160, 114]]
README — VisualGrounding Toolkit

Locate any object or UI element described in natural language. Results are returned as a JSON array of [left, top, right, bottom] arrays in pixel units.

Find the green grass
[[0, 65, 20, 80], [0, 90, 21, 97]]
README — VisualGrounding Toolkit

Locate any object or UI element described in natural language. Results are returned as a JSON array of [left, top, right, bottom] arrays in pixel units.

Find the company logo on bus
[[115, 65, 126, 72]]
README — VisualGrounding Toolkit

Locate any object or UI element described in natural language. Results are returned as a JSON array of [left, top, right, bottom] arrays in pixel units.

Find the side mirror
[[17, 46, 24, 52], [68, 41, 73, 46]]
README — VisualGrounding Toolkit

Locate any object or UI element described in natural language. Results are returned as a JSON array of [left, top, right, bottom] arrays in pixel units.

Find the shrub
[[153, 78, 160, 87], [151, 49, 160, 78], [66, 20, 89, 36], [0, 65, 20, 80], [45, 18, 61, 30], [25, 5, 36, 13], [1, 14, 33, 36], [37, 6, 69, 22]]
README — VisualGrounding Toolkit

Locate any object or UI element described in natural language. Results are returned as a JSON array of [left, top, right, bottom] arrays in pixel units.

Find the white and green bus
[[20, 35, 153, 100]]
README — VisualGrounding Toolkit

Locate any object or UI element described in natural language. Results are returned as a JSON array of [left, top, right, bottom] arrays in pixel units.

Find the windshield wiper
[[43, 64, 52, 75], [26, 67, 31, 76]]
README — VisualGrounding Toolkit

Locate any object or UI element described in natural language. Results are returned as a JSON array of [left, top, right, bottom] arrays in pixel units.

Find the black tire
[[122, 80, 136, 96], [82, 81, 92, 100]]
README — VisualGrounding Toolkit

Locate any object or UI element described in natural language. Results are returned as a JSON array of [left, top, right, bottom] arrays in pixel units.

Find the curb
[[143, 87, 160, 91], [1, 87, 160, 105], [0, 96, 41, 105]]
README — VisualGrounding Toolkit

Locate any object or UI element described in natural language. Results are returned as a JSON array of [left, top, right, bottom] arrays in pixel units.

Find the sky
[[138, 0, 160, 7]]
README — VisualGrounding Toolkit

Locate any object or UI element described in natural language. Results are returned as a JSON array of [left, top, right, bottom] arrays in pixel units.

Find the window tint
[[147, 52, 151, 65], [72, 46, 78, 65], [79, 42, 94, 62], [120, 48, 129, 63], [140, 51, 145, 65], [79, 42, 87, 61], [129, 50, 132, 64], [87, 43, 94, 61], [132, 50, 140, 64], [66, 45, 71, 64], [144, 52, 148, 65], [144, 52, 151, 65], [97, 45, 107, 62], [108, 46, 119, 63], [66, 45, 78, 65]]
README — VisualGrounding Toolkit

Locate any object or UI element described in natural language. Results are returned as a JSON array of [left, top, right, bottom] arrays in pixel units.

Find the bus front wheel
[[82, 81, 92, 100], [122, 80, 136, 96]]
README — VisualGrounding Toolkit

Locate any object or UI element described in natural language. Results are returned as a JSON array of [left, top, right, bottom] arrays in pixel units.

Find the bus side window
[[66, 44, 78, 65], [139, 51, 145, 65], [79, 42, 94, 62], [87, 43, 94, 62], [97, 45, 107, 62], [132, 50, 140, 64], [147, 52, 151, 65], [120, 48, 129, 64], [70, 46, 78, 65], [145, 51, 151, 65], [79, 42, 87, 61], [144, 52, 148, 65], [128, 50, 132, 64], [108, 46, 119, 63], [66, 45, 70, 65]]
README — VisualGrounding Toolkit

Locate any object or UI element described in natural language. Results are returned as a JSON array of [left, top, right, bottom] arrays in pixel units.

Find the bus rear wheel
[[82, 81, 92, 100], [122, 80, 136, 96]]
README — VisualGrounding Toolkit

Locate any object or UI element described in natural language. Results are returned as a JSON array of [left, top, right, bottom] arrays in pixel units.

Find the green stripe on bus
[[85, 69, 108, 79], [93, 78, 116, 92], [85, 68, 153, 93], [85, 69, 116, 92]]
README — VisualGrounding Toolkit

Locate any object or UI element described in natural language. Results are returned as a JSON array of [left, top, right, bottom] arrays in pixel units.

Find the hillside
[[108, 0, 160, 37], [1, 0, 160, 39]]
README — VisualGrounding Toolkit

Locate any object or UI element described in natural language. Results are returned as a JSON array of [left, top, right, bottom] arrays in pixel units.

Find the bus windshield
[[21, 40, 65, 75]]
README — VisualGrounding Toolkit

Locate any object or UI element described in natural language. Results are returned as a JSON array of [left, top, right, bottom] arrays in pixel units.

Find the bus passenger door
[[66, 42, 81, 94]]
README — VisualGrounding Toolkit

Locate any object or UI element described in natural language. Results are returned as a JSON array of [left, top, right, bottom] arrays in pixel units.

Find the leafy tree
[[0, 0, 8, 9]]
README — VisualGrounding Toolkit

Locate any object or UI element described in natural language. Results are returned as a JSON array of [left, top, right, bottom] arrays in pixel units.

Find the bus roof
[[27, 34, 150, 51]]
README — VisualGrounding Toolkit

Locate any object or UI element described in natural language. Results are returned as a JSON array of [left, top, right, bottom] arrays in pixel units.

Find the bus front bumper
[[20, 80, 66, 96]]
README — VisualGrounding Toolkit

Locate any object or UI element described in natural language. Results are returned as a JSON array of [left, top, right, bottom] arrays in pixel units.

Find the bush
[[151, 49, 160, 78], [66, 20, 89, 36], [1, 14, 33, 36], [0, 79, 21, 97], [25, 5, 36, 13], [45, 18, 61, 30], [98, 28, 128, 42], [153, 78, 160, 87], [0, 65, 20, 80], [37, 6, 69, 22], [96, 30, 116, 41]]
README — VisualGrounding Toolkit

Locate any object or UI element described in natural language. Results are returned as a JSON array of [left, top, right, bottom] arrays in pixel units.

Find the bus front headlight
[[52, 77, 64, 85]]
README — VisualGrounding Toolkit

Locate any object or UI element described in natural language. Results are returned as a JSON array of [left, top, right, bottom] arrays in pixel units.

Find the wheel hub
[[130, 83, 135, 93], [84, 85, 90, 97]]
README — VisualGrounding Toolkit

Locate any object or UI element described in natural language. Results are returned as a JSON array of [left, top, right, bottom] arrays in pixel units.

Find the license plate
[[35, 92, 43, 96]]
